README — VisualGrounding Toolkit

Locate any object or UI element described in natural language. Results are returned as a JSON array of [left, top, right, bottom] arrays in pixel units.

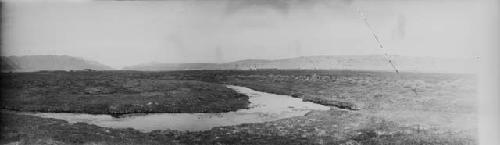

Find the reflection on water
[[27, 85, 330, 132]]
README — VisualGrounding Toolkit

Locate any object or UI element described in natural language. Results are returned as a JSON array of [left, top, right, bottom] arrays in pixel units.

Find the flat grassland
[[0, 71, 249, 115], [0, 70, 477, 145]]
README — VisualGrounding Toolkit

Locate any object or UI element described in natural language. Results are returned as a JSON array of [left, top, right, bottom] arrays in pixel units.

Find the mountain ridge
[[124, 55, 476, 73], [1, 55, 114, 72], [1, 54, 475, 73]]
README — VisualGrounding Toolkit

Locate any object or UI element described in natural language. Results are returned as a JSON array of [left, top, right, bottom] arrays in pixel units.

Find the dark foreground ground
[[0, 70, 477, 145], [1, 71, 249, 115]]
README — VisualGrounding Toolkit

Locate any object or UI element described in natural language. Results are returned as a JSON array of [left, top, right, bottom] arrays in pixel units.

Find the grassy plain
[[0, 70, 477, 144], [0, 71, 249, 116]]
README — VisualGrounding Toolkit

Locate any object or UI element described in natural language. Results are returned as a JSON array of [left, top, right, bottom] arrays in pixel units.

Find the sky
[[2, 0, 496, 69]]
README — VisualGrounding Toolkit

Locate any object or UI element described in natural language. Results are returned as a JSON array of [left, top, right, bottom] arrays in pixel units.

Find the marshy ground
[[1, 71, 249, 116], [0, 70, 477, 145]]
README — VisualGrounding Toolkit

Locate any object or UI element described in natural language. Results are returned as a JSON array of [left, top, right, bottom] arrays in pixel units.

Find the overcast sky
[[2, 0, 495, 68]]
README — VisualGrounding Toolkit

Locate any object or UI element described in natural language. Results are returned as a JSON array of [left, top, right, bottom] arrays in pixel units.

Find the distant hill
[[124, 55, 477, 73], [123, 63, 218, 71], [1, 55, 113, 72]]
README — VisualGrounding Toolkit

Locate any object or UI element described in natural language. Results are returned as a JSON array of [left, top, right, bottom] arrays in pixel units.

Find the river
[[25, 85, 330, 132]]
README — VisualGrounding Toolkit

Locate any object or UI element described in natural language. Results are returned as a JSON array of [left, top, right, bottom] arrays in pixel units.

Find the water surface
[[28, 85, 330, 132]]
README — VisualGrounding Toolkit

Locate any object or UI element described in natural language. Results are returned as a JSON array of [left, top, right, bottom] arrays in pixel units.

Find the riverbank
[[1, 109, 476, 145], [1, 72, 249, 116], [221, 70, 478, 144], [222, 70, 477, 128]]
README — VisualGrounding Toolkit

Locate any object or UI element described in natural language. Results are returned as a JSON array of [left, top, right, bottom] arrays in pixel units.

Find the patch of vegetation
[[1, 71, 249, 116]]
